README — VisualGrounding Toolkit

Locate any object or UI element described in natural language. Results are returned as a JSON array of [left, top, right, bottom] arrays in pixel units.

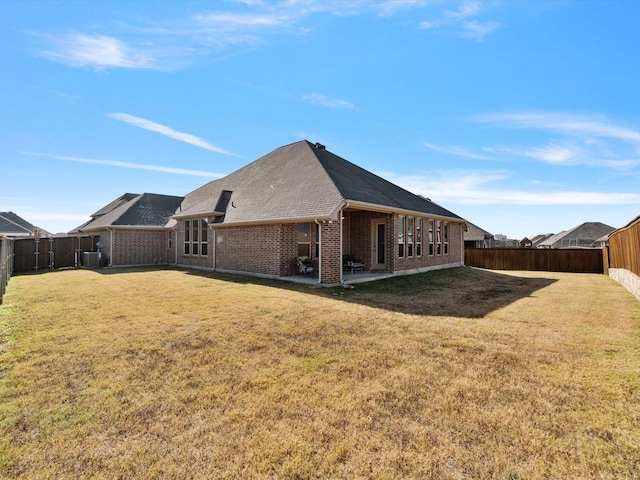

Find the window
[[201, 219, 208, 256], [398, 216, 405, 258], [184, 218, 209, 256], [192, 218, 199, 255], [443, 222, 449, 255], [297, 223, 311, 258], [416, 218, 422, 256], [407, 217, 414, 257], [315, 223, 320, 258], [428, 220, 434, 256], [436, 221, 442, 255], [168, 231, 173, 251], [184, 220, 190, 255]]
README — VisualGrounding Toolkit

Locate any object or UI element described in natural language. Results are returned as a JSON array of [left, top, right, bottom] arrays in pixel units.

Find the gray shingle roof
[[70, 193, 184, 233], [537, 222, 615, 248], [178, 140, 463, 224], [0, 212, 37, 236]]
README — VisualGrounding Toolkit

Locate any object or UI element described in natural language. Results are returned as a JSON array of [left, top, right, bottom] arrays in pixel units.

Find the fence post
[[602, 246, 609, 276]]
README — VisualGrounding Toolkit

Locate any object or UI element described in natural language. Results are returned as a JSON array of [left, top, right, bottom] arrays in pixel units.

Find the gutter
[[106, 227, 114, 267]]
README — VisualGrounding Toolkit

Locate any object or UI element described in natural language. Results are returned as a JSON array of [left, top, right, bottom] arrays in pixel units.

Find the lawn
[[1, 267, 639, 479]]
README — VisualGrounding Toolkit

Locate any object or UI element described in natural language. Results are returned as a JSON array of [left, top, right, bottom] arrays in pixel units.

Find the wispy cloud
[[383, 170, 640, 206], [472, 111, 640, 169], [419, 1, 500, 41], [37, 33, 157, 70], [424, 142, 491, 160], [107, 113, 238, 156], [474, 111, 640, 143], [22, 152, 224, 178], [303, 93, 355, 110], [32, 1, 503, 71]]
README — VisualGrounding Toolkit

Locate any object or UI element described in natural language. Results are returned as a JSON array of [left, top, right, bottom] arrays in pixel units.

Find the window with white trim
[[297, 223, 311, 258], [184, 220, 190, 255], [416, 218, 422, 256], [407, 217, 414, 257], [184, 219, 208, 256], [398, 215, 405, 258], [436, 221, 442, 255], [428, 220, 434, 256], [443, 222, 449, 255]]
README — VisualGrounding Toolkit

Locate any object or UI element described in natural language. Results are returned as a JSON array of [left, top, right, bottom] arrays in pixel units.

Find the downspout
[[173, 227, 178, 266], [340, 203, 349, 285], [107, 227, 114, 267], [314, 219, 322, 284], [211, 226, 216, 271]]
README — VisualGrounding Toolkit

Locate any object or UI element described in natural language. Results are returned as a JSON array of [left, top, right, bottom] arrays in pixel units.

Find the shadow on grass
[[172, 265, 557, 318], [41, 265, 557, 319]]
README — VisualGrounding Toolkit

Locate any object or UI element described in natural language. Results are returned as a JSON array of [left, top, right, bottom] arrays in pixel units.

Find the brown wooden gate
[[12, 236, 100, 274]]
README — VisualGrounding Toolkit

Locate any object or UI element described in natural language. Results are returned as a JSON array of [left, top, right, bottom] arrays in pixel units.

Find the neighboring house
[[73, 141, 466, 285], [70, 193, 184, 266], [519, 237, 533, 248], [464, 221, 494, 248], [0, 212, 46, 238], [537, 222, 615, 249], [530, 233, 554, 248]]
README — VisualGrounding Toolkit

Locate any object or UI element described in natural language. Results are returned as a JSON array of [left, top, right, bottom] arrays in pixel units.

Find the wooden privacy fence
[[465, 247, 604, 274], [11, 236, 100, 274], [1, 237, 13, 305], [608, 216, 640, 277]]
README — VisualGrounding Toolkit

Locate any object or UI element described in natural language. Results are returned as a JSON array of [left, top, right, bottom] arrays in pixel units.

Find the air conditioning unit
[[83, 252, 100, 268]]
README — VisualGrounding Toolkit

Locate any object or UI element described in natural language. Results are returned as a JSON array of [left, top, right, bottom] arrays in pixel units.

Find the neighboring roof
[[537, 222, 615, 248], [70, 193, 184, 233], [530, 233, 554, 247], [463, 220, 493, 242], [178, 140, 463, 225], [0, 212, 37, 236]]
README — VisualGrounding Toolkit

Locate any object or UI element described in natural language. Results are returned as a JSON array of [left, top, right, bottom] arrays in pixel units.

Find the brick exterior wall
[[212, 224, 288, 276], [175, 220, 212, 269], [111, 229, 172, 266], [392, 215, 464, 273], [343, 211, 393, 272], [320, 220, 341, 285]]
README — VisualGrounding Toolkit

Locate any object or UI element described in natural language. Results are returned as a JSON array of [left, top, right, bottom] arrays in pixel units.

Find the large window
[[184, 219, 208, 256], [297, 223, 311, 258], [443, 222, 449, 255], [416, 218, 422, 257], [428, 220, 434, 256], [407, 217, 414, 257], [436, 221, 442, 255], [398, 216, 405, 258]]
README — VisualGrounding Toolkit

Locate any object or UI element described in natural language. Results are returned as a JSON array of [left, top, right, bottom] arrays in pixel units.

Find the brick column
[[320, 220, 341, 285]]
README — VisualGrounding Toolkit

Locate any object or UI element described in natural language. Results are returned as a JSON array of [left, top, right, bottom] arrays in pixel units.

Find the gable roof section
[[537, 222, 615, 248], [70, 193, 184, 233], [0, 212, 36, 236], [463, 220, 493, 242], [178, 140, 463, 225]]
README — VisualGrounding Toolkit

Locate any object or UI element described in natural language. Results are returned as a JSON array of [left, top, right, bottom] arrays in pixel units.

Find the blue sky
[[2, 0, 640, 238]]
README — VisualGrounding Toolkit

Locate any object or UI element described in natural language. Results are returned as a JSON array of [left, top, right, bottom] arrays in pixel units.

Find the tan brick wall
[[176, 220, 212, 269], [112, 229, 171, 266], [392, 215, 464, 272], [213, 224, 287, 276], [319, 220, 341, 285]]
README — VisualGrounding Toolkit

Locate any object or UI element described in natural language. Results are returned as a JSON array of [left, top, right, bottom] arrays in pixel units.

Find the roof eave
[[344, 200, 464, 223]]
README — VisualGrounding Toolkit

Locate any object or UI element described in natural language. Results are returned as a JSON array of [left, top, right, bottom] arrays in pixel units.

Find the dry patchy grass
[[1, 267, 639, 479]]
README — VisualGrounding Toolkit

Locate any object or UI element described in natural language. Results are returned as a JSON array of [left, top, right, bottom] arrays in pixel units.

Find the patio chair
[[342, 254, 364, 274], [297, 258, 314, 275]]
